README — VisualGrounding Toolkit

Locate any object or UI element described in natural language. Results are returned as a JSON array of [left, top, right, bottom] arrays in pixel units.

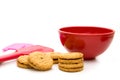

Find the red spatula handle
[[0, 52, 22, 62]]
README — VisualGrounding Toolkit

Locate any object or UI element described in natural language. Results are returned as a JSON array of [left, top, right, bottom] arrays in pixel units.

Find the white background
[[0, 0, 120, 80]]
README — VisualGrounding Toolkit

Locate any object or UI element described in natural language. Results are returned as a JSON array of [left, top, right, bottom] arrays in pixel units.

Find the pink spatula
[[2, 43, 33, 52], [0, 45, 54, 63]]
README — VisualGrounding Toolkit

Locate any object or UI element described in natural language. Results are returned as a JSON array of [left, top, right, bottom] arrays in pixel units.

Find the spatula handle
[[0, 52, 22, 62]]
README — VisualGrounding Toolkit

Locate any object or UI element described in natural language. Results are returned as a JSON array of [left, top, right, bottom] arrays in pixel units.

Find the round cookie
[[17, 62, 30, 69], [59, 52, 83, 59], [52, 59, 59, 64], [58, 63, 84, 69], [59, 66, 83, 72], [17, 55, 31, 68], [49, 52, 61, 64], [58, 58, 83, 64], [28, 52, 53, 71], [49, 52, 61, 59]]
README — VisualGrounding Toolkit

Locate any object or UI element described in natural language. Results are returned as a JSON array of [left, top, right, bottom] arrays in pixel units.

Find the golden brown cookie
[[17, 55, 31, 69], [28, 52, 53, 71], [52, 59, 59, 64], [59, 66, 83, 72], [49, 52, 61, 64], [50, 52, 61, 59], [58, 63, 83, 69], [59, 52, 83, 60], [58, 58, 83, 64]]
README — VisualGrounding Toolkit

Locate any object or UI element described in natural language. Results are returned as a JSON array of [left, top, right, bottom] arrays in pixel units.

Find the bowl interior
[[59, 26, 114, 35]]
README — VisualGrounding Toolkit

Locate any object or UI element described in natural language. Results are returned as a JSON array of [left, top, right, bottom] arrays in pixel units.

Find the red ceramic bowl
[[59, 26, 115, 60]]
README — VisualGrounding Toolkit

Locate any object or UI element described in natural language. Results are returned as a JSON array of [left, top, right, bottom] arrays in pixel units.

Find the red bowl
[[59, 26, 115, 60]]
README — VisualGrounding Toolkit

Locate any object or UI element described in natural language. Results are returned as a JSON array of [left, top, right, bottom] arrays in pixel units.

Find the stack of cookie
[[17, 55, 32, 69], [58, 52, 84, 72]]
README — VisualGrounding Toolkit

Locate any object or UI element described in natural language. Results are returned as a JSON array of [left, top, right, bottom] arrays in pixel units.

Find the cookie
[[50, 52, 61, 59], [52, 60, 59, 64], [17, 62, 31, 69], [28, 52, 53, 71], [58, 63, 83, 69], [49, 52, 61, 64], [17, 55, 31, 68], [59, 52, 83, 60], [59, 66, 83, 72], [58, 58, 83, 64]]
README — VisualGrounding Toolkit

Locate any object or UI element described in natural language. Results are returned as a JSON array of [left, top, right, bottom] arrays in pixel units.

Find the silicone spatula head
[[2, 43, 33, 52], [0, 45, 54, 63]]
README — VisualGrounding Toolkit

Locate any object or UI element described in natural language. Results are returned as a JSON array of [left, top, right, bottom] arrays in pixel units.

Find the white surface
[[0, 0, 120, 80]]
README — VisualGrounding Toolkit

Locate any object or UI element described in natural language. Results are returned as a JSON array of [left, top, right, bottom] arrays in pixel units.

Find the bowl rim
[[59, 26, 115, 36]]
